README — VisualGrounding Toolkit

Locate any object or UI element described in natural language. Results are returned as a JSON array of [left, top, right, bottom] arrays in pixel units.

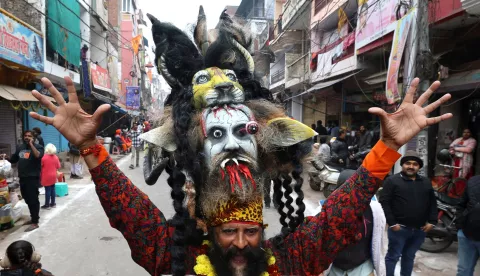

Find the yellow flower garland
[[193, 240, 277, 276]]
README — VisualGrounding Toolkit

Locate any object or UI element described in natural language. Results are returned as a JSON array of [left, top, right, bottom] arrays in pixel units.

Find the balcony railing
[[271, 68, 285, 84]]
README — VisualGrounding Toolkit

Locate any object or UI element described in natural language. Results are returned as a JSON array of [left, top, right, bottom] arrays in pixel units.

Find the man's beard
[[200, 151, 263, 216], [404, 169, 417, 176], [208, 235, 268, 276]]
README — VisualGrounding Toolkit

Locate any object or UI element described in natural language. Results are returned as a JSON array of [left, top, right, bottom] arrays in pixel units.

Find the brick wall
[[107, 0, 120, 49], [0, 0, 42, 31]]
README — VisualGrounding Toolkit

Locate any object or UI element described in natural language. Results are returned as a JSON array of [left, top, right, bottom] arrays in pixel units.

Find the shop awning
[[110, 104, 127, 114], [0, 85, 55, 102], [92, 92, 115, 104], [283, 71, 360, 101]]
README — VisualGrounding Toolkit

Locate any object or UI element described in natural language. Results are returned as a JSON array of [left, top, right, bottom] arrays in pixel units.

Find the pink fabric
[[450, 137, 476, 179], [41, 154, 61, 186]]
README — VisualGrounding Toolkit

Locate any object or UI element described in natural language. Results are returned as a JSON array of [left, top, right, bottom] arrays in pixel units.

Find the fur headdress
[[144, 7, 317, 276]]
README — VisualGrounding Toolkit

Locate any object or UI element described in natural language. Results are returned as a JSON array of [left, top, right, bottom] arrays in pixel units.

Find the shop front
[[0, 9, 56, 154]]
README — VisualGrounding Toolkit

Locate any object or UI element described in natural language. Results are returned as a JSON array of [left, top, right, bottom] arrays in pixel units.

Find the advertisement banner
[[355, 0, 408, 51], [126, 86, 140, 110], [0, 10, 44, 71], [90, 63, 112, 93], [385, 9, 415, 104]]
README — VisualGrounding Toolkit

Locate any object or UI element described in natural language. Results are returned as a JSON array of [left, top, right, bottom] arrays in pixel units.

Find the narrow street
[[0, 153, 475, 275]]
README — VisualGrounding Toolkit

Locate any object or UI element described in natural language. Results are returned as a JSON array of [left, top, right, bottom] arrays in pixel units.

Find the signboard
[[126, 86, 140, 110], [0, 10, 44, 71], [385, 9, 415, 104], [90, 63, 112, 93], [355, 0, 408, 51]]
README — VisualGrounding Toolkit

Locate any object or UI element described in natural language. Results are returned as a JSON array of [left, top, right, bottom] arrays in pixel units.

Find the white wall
[[90, 30, 108, 68], [80, 5, 91, 62]]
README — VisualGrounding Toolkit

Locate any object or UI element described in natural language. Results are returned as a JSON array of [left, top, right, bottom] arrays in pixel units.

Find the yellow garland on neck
[[193, 241, 276, 276]]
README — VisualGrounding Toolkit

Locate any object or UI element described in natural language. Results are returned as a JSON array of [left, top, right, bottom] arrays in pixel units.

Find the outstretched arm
[[30, 77, 172, 275], [266, 78, 452, 275]]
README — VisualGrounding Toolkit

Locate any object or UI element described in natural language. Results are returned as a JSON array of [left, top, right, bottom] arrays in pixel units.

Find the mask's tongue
[[220, 162, 256, 193]]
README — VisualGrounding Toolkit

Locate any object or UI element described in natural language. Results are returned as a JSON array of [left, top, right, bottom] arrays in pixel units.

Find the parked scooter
[[309, 146, 370, 198], [143, 143, 172, 185], [420, 149, 466, 253]]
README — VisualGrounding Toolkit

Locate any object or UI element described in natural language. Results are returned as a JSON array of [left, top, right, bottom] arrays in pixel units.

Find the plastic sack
[[11, 201, 26, 223], [0, 203, 12, 224], [9, 191, 19, 207], [0, 159, 11, 177]]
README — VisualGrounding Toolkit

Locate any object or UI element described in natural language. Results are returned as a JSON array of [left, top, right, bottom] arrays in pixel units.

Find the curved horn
[[158, 54, 178, 87], [194, 6, 209, 56], [229, 37, 255, 77]]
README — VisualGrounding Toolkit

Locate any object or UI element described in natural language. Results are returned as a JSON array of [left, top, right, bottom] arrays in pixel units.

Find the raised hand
[[369, 78, 452, 150], [30, 77, 110, 149]]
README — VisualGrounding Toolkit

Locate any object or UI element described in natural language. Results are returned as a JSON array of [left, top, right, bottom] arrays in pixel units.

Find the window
[[122, 0, 132, 13], [314, 0, 328, 15]]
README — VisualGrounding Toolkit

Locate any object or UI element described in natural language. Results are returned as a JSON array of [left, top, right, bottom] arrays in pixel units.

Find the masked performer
[[29, 7, 452, 276]]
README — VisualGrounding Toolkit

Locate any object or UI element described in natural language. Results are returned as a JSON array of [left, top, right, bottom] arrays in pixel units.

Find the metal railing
[[271, 68, 286, 84]]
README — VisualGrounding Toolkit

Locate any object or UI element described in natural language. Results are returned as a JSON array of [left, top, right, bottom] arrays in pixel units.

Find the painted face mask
[[201, 104, 258, 193], [192, 67, 245, 109]]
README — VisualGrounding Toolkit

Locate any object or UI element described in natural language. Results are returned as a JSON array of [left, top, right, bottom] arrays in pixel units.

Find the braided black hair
[[4, 240, 53, 276]]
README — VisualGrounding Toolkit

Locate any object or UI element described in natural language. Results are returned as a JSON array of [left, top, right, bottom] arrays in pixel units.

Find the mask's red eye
[[246, 121, 258, 134]]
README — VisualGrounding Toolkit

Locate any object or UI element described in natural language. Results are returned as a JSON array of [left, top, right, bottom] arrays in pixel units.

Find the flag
[[131, 35, 143, 55], [338, 8, 347, 33]]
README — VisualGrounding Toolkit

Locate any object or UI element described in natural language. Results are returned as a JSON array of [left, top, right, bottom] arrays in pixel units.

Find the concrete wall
[[310, 0, 347, 27], [90, 30, 108, 68], [0, 0, 43, 31], [108, 0, 121, 50], [120, 14, 135, 105]]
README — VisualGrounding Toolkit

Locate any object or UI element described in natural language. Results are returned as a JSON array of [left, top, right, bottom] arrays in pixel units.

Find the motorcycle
[[420, 190, 458, 253], [420, 149, 466, 253], [143, 143, 172, 185], [308, 146, 370, 198]]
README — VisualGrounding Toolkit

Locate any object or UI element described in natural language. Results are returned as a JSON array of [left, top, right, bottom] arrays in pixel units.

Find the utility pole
[[394, 0, 431, 174]]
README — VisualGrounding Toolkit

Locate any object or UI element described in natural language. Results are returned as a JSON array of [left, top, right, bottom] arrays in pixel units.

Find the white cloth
[[322, 200, 387, 276], [318, 143, 331, 162]]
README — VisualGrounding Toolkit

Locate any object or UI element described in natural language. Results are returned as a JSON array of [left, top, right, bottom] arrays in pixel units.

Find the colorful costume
[[88, 7, 401, 276]]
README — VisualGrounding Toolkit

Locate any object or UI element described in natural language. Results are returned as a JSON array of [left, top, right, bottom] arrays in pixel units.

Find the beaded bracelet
[[80, 143, 109, 165]]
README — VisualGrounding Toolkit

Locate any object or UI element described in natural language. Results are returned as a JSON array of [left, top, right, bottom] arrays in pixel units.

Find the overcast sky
[[138, 0, 242, 32]]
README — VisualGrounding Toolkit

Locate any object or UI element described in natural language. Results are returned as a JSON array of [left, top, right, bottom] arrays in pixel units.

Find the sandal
[[23, 220, 34, 226], [24, 224, 39, 232]]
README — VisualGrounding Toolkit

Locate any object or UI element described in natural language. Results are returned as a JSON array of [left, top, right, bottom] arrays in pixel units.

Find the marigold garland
[[193, 240, 279, 276]]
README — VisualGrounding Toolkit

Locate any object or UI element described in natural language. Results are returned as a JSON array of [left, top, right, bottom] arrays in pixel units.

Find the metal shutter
[[0, 103, 17, 155]]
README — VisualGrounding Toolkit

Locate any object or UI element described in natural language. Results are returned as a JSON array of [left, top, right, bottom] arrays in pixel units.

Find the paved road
[[0, 154, 475, 275]]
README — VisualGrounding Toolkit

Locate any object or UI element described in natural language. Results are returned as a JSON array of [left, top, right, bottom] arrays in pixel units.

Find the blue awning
[[110, 104, 127, 114]]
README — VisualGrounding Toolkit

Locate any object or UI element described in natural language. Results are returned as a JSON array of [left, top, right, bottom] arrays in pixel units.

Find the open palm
[[30, 77, 110, 148], [369, 78, 452, 150]]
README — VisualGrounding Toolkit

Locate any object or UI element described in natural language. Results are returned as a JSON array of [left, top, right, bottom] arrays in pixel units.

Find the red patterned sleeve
[[90, 157, 172, 275], [266, 140, 401, 275]]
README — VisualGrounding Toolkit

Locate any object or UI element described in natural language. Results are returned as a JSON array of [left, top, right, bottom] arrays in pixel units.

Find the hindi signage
[[0, 9, 44, 71]]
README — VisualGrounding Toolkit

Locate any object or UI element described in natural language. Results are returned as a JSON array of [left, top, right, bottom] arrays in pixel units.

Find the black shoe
[[129, 165, 134, 169], [70, 174, 77, 179], [41, 205, 50, 209], [265, 203, 271, 209]]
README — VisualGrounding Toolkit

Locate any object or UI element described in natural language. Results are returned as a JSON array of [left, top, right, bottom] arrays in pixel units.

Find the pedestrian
[[323, 198, 387, 276], [32, 127, 45, 147], [6, 130, 44, 232], [331, 129, 348, 167], [41, 144, 60, 210], [450, 128, 476, 179], [358, 125, 373, 150], [380, 150, 437, 276], [456, 175, 480, 276], [0, 240, 53, 276], [114, 129, 127, 154], [311, 124, 317, 143], [68, 142, 83, 179], [316, 120, 328, 136], [129, 122, 142, 169], [318, 136, 331, 163], [330, 121, 340, 138]]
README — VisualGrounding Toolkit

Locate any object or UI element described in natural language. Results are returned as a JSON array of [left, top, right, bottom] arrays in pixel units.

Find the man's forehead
[[219, 222, 261, 229]]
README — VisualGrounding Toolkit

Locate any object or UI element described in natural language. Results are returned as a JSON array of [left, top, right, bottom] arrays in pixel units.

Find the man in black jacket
[[380, 150, 437, 276], [7, 130, 44, 232], [331, 129, 348, 168], [456, 175, 480, 276]]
